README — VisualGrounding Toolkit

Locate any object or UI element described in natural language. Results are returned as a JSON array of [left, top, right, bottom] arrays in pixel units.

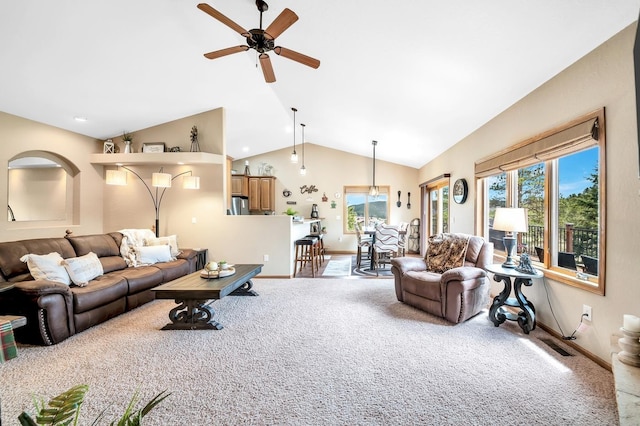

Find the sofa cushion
[[403, 270, 442, 301], [71, 274, 128, 314], [19, 252, 71, 285], [426, 233, 470, 274], [61, 252, 104, 287], [66, 234, 120, 257], [100, 256, 128, 274], [0, 238, 76, 280], [116, 266, 164, 294], [152, 259, 191, 282]]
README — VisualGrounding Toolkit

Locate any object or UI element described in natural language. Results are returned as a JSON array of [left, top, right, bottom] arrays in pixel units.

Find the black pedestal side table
[[486, 264, 543, 334]]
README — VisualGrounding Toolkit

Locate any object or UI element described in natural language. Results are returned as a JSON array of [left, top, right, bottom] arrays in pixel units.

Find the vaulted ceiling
[[0, 1, 638, 168]]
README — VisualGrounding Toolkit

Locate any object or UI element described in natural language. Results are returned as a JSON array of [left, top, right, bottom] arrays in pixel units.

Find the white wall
[[0, 112, 104, 241], [418, 23, 640, 364]]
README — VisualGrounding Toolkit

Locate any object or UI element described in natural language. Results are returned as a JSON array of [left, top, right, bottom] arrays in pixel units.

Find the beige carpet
[[0, 278, 618, 425]]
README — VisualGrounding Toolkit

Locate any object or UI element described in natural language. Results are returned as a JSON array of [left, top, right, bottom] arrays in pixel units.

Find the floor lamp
[[106, 166, 200, 237], [492, 207, 528, 268]]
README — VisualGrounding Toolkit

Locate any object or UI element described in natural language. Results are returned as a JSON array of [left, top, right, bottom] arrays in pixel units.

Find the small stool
[[306, 233, 325, 264], [294, 237, 319, 277]]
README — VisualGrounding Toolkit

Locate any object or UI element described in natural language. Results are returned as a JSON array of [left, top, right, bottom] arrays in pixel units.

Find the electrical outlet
[[263, 254, 269, 262], [582, 304, 592, 321]]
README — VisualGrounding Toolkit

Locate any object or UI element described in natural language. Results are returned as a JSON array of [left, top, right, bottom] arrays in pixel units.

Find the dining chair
[[373, 224, 400, 273], [397, 222, 409, 257], [355, 221, 373, 268]]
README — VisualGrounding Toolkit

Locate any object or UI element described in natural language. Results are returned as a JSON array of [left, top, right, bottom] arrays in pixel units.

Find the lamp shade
[[152, 172, 172, 188], [105, 169, 127, 186], [492, 208, 528, 233], [183, 175, 200, 189]]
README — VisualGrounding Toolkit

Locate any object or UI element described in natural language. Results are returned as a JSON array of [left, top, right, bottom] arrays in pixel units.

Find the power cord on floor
[[542, 276, 588, 340]]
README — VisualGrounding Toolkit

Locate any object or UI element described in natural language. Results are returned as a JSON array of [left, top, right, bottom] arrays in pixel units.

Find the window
[[344, 186, 390, 233], [422, 177, 450, 237], [477, 109, 605, 295]]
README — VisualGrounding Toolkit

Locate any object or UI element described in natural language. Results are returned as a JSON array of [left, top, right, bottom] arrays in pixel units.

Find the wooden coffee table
[[151, 264, 262, 330]]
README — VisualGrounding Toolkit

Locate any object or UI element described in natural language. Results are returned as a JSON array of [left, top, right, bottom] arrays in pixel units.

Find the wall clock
[[453, 178, 468, 204]]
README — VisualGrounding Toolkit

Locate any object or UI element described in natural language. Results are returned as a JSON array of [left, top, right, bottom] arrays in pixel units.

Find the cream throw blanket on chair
[[119, 228, 156, 267]]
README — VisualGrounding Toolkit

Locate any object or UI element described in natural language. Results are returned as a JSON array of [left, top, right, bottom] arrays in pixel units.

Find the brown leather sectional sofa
[[0, 232, 197, 345]]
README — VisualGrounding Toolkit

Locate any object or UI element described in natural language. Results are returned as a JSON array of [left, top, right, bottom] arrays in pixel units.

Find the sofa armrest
[[440, 266, 487, 287], [177, 249, 198, 273], [0, 280, 74, 345], [391, 257, 427, 275]]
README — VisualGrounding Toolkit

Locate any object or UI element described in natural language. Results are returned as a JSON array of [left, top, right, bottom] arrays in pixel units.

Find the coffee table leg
[[230, 279, 259, 296], [161, 299, 223, 330]]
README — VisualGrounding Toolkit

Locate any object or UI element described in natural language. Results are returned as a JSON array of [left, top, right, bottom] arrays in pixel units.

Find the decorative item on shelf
[[492, 207, 528, 268], [244, 160, 251, 175], [322, 192, 328, 202], [618, 314, 640, 367], [122, 131, 133, 153], [106, 166, 200, 237], [453, 178, 468, 204], [396, 190, 402, 207], [321, 226, 327, 233], [190, 125, 200, 152], [515, 253, 537, 275], [330, 200, 336, 209], [310, 203, 319, 219], [369, 140, 379, 197], [284, 207, 298, 216], [103, 139, 114, 154], [142, 142, 165, 153], [300, 123, 307, 175], [300, 184, 318, 194], [290, 107, 298, 163], [282, 189, 292, 198], [407, 192, 411, 209], [264, 164, 273, 176], [169, 146, 181, 152]]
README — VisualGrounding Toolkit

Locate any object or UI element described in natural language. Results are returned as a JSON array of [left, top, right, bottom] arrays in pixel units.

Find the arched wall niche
[[8, 150, 80, 223]]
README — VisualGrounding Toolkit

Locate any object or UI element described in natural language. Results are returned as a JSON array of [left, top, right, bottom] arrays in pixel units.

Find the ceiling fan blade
[[204, 45, 249, 60], [259, 53, 276, 83], [274, 47, 320, 69], [264, 8, 298, 39], [197, 3, 249, 37]]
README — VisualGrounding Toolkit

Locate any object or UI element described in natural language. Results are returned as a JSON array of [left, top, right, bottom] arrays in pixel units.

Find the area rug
[[322, 258, 351, 276], [0, 278, 617, 425], [351, 255, 393, 277]]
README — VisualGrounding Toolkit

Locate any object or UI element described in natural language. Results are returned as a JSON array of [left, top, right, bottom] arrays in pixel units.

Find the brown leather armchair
[[390, 235, 493, 324]]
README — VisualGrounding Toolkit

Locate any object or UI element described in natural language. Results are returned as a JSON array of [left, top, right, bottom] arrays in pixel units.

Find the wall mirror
[[7, 151, 79, 222]]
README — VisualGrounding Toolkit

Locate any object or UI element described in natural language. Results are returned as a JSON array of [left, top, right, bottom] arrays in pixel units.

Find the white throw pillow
[[134, 244, 172, 265], [19, 252, 71, 285], [61, 252, 104, 287], [144, 235, 180, 258]]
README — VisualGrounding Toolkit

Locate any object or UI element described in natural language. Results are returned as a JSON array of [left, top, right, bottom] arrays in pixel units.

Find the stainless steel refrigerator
[[229, 196, 250, 215]]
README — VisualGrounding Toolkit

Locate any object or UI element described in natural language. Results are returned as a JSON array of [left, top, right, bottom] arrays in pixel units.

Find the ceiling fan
[[197, 1, 320, 83]]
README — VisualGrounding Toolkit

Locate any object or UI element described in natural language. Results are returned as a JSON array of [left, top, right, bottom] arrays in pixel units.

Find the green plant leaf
[[23, 384, 88, 426]]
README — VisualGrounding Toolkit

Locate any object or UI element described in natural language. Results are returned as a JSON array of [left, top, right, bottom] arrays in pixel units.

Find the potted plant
[[122, 131, 134, 153], [18, 384, 169, 425]]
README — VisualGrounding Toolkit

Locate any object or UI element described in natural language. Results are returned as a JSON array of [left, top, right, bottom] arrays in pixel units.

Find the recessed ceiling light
[[242, 147, 249, 152], [74, 116, 88, 122]]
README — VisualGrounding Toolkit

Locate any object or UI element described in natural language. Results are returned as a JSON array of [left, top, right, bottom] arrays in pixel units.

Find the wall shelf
[[90, 152, 224, 166]]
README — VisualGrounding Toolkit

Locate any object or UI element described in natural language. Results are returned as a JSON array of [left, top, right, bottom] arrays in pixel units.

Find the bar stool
[[294, 236, 319, 277], [306, 233, 325, 264]]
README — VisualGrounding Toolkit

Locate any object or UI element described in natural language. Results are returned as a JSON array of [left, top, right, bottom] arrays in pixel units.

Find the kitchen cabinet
[[248, 176, 276, 212], [231, 175, 249, 197]]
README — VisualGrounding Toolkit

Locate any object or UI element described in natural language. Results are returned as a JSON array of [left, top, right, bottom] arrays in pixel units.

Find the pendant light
[[290, 107, 298, 164], [369, 140, 379, 196], [300, 123, 307, 175]]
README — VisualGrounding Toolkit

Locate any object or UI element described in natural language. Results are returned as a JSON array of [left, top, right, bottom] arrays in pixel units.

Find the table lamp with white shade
[[492, 207, 528, 268]]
